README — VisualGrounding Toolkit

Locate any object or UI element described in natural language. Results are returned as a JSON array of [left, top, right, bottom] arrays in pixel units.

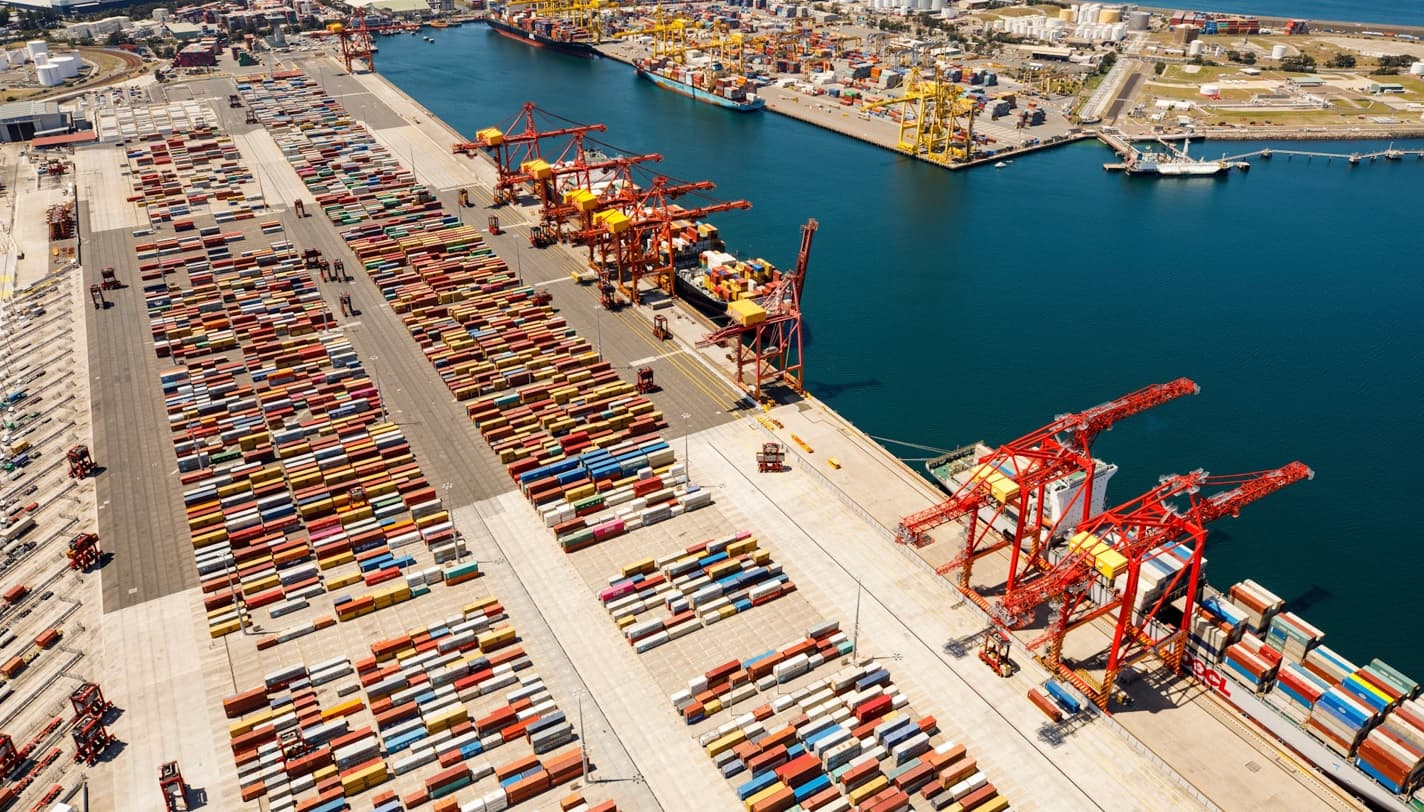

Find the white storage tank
[[1127, 10, 1151, 31], [36, 63, 62, 86], [1200, 83, 1219, 96], [1271, 44, 1288, 60], [52, 55, 80, 78], [1409, 61, 1424, 76], [26, 40, 48, 63], [930, 0, 943, 9], [1188, 40, 1205, 57]]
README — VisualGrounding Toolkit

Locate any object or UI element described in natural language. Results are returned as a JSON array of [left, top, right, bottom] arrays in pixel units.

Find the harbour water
[[1158, 0, 1424, 27], [380, 26, 1424, 678]]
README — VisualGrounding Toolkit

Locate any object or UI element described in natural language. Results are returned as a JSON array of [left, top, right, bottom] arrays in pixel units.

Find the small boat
[[424, 36, 434, 42], [994, 161, 1008, 168]]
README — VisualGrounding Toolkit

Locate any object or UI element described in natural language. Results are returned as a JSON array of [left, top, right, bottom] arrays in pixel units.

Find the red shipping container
[[854, 694, 893, 724], [774, 753, 820, 787]]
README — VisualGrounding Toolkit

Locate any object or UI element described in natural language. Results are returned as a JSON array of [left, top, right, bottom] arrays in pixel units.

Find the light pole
[[851, 577, 862, 662], [681, 412, 691, 474], [577, 690, 589, 783], [368, 355, 386, 419]]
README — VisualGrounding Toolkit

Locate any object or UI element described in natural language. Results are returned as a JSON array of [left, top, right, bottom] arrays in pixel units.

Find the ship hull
[[484, 17, 595, 58], [1126, 162, 1228, 177], [638, 68, 766, 112]]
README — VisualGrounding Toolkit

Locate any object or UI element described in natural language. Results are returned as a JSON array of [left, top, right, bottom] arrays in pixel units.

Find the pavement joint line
[[626, 349, 685, 367]]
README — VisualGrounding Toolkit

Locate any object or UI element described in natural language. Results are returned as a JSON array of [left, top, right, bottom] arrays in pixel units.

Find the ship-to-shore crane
[[700, 219, 817, 400], [900, 380, 1200, 610], [862, 67, 980, 164], [454, 104, 608, 204], [569, 177, 750, 304], [308, 9, 418, 73], [998, 461, 1312, 709]]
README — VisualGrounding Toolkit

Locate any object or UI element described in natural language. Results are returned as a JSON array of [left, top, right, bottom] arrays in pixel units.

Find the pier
[[1097, 128, 1424, 174]]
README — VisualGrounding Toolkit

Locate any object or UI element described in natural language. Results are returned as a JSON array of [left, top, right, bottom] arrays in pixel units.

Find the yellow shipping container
[[726, 301, 767, 329], [744, 783, 787, 811], [727, 538, 759, 556], [849, 775, 889, 805], [228, 708, 272, 737], [705, 729, 746, 757], [322, 698, 364, 721], [476, 127, 503, 146], [477, 626, 516, 650], [210, 619, 242, 638], [622, 558, 656, 578]]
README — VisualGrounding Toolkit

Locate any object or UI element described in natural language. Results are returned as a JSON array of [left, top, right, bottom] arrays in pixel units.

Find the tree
[[1279, 54, 1315, 73], [1098, 50, 1117, 74], [1327, 53, 1356, 69], [0, 8, 10, 26], [1241, 50, 1256, 65], [104, 29, 124, 46], [1153, 61, 1166, 75]]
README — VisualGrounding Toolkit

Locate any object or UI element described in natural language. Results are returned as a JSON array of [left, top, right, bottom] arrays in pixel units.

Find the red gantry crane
[[310, 9, 417, 74], [901, 379, 1200, 607], [700, 218, 818, 400], [453, 104, 608, 204], [995, 461, 1312, 709], [571, 177, 751, 305]]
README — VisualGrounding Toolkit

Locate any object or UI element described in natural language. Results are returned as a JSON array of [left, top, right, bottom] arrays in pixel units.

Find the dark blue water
[[1184, 0, 1424, 26], [380, 27, 1424, 677]]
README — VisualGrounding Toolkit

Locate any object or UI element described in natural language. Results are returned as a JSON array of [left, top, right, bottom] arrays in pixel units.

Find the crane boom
[[1052, 377, 1200, 451]]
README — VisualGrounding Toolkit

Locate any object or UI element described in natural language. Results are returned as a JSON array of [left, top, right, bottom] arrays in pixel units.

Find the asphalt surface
[[80, 212, 198, 612]]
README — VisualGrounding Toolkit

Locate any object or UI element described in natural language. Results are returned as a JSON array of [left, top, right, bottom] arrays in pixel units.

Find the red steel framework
[[309, 9, 418, 74], [453, 104, 609, 203], [700, 218, 818, 400], [902, 380, 1200, 609], [571, 177, 750, 305], [996, 461, 1312, 708]]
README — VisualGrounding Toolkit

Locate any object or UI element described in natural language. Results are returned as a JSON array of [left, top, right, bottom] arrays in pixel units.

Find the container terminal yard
[[0, 36, 1419, 812]]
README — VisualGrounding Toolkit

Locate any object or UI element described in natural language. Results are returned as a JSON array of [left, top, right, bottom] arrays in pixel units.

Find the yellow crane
[[616, 10, 692, 63], [505, 0, 613, 41], [861, 68, 979, 165]]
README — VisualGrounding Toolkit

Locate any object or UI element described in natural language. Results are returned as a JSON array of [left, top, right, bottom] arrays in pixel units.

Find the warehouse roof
[[0, 101, 60, 122], [32, 130, 95, 147]]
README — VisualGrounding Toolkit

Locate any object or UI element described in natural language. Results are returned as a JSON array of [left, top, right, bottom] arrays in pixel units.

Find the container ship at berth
[[635, 58, 765, 112], [924, 449, 1424, 812], [484, 6, 597, 58], [651, 216, 781, 315]]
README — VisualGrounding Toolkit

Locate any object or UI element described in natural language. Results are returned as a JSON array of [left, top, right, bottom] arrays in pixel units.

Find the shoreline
[[312, 52, 1397, 812], [591, 36, 1424, 175]]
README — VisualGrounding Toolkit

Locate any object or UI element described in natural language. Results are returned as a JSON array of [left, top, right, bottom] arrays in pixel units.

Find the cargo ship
[[484, 8, 597, 58], [636, 59, 765, 112], [648, 217, 782, 317], [1125, 141, 1229, 177], [923, 450, 1424, 811]]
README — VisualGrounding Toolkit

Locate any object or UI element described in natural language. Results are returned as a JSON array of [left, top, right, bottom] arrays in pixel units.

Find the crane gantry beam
[[570, 176, 750, 304], [901, 379, 1199, 613], [997, 461, 1312, 709], [453, 104, 609, 206]]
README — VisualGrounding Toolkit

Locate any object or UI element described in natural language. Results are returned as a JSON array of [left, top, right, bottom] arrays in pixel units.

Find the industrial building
[[0, 101, 71, 142]]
